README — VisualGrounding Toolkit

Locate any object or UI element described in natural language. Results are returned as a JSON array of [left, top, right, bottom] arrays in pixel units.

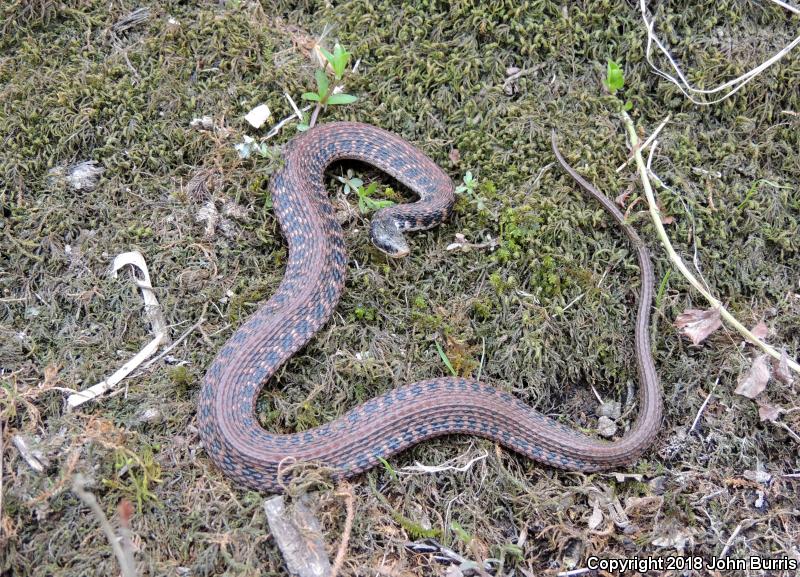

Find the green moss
[[529, 254, 563, 299], [391, 512, 442, 540], [352, 304, 376, 322], [471, 298, 493, 320], [1, 0, 798, 572], [168, 366, 192, 387]]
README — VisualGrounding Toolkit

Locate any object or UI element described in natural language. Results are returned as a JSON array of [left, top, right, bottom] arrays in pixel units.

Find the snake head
[[370, 216, 409, 258]]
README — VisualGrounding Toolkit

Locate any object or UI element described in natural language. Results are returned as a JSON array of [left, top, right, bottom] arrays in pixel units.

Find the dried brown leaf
[[42, 363, 61, 388], [750, 321, 769, 341], [743, 468, 772, 484], [615, 187, 633, 207], [118, 499, 134, 527], [312, 44, 335, 74], [624, 496, 663, 516], [757, 402, 781, 423], [263, 496, 331, 577], [448, 148, 460, 165], [674, 307, 722, 345], [772, 350, 794, 386], [652, 527, 692, 550], [657, 201, 675, 225], [734, 355, 771, 399]]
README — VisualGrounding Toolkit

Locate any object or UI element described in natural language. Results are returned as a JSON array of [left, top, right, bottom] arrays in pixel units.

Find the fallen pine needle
[[690, 378, 718, 433]]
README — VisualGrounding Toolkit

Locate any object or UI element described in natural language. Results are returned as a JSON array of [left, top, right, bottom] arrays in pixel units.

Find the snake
[[197, 121, 662, 492]]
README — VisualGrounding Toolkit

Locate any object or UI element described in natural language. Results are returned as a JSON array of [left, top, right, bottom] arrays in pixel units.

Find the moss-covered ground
[[1, 0, 799, 574]]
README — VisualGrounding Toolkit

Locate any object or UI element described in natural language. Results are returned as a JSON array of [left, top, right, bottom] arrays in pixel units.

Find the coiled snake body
[[198, 122, 662, 492]]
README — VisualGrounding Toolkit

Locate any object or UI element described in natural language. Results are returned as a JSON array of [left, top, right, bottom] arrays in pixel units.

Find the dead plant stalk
[[330, 483, 355, 577], [72, 474, 137, 577], [621, 111, 800, 375]]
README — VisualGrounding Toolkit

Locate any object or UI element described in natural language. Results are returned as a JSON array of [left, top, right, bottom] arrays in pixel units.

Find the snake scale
[[197, 122, 662, 492]]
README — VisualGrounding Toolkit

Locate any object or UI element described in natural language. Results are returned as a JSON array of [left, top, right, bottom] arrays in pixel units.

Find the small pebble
[[597, 416, 618, 438]]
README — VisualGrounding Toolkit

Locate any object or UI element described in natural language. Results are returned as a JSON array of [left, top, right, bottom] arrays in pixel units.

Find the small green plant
[[353, 304, 376, 321], [102, 447, 162, 512], [605, 59, 624, 93], [736, 178, 792, 212], [336, 169, 363, 195], [455, 170, 476, 195], [605, 59, 633, 110], [454, 171, 487, 211], [377, 456, 398, 482], [235, 135, 281, 160], [300, 43, 358, 130], [655, 269, 671, 311], [336, 170, 395, 214], [356, 182, 394, 213], [392, 511, 442, 539], [494, 543, 524, 574]]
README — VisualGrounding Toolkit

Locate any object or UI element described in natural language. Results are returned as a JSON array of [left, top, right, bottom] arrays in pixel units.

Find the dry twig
[[330, 483, 356, 577], [640, 0, 800, 105], [72, 474, 137, 577], [67, 252, 169, 408], [621, 111, 800, 375], [690, 378, 718, 433]]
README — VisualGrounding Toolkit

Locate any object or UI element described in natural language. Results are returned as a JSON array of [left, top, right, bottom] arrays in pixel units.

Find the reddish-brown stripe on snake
[[197, 122, 662, 492]]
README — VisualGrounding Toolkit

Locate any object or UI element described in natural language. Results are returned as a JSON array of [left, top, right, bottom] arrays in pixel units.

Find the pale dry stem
[[621, 110, 800, 375]]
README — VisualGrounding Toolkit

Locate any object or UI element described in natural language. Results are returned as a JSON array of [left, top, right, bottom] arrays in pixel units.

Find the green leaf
[[377, 457, 398, 482], [499, 544, 524, 560], [326, 93, 358, 105], [451, 521, 472, 544], [606, 59, 624, 93], [301, 92, 320, 102], [332, 43, 350, 78], [655, 269, 671, 310], [624, 99, 633, 111], [319, 46, 335, 68], [362, 182, 378, 197], [349, 177, 363, 189], [464, 171, 473, 183], [391, 512, 441, 540], [297, 123, 310, 132], [435, 341, 457, 376], [364, 198, 394, 211], [314, 69, 329, 99]]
